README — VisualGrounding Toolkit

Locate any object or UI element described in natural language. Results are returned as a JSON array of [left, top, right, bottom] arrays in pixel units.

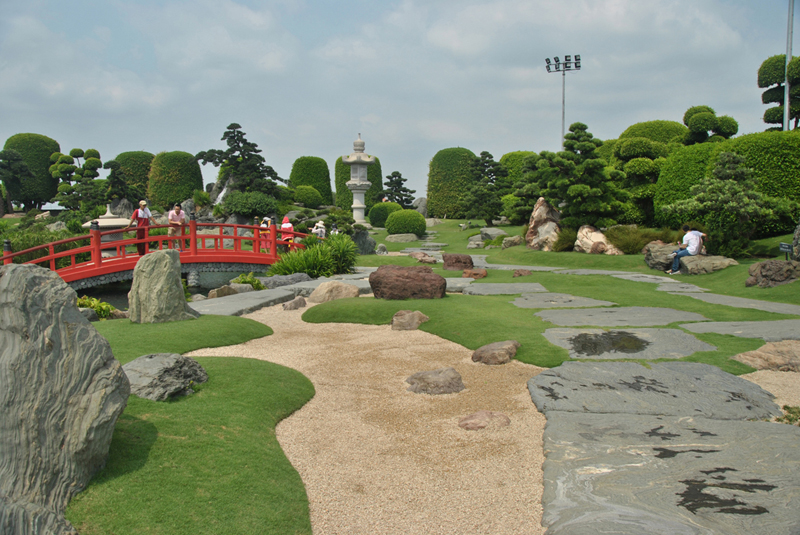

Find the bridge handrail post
[[189, 214, 198, 256], [3, 239, 12, 265], [270, 223, 277, 260], [90, 221, 102, 267], [49, 244, 56, 271]]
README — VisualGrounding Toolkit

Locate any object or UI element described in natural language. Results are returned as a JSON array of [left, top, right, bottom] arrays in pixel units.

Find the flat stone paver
[[612, 273, 678, 284], [551, 269, 634, 276], [188, 288, 296, 316], [542, 328, 716, 360], [470, 255, 563, 271], [445, 278, 473, 293], [672, 293, 800, 316], [680, 319, 800, 342], [512, 293, 616, 309], [528, 361, 781, 419], [536, 306, 709, 327], [657, 282, 708, 292], [462, 282, 548, 295]]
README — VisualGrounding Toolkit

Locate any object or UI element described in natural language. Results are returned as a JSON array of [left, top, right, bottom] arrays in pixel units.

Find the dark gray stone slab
[[512, 293, 616, 309], [187, 288, 295, 316], [542, 328, 716, 360], [680, 319, 800, 342], [470, 255, 562, 272], [256, 272, 313, 289], [528, 362, 781, 420], [657, 282, 709, 292], [673, 293, 800, 315], [536, 306, 709, 327], [462, 282, 548, 295], [540, 412, 800, 535]]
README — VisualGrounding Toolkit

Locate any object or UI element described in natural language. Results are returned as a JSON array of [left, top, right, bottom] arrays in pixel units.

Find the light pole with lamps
[[545, 54, 581, 150]]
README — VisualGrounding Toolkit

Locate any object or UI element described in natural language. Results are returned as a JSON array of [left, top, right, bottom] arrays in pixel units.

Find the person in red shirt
[[127, 200, 156, 256]]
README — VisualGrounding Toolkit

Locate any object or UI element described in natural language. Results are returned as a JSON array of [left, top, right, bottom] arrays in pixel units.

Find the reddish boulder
[[369, 265, 447, 300], [463, 268, 488, 279], [442, 253, 473, 271], [745, 260, 800, 288], [513, 269, 533, 277]]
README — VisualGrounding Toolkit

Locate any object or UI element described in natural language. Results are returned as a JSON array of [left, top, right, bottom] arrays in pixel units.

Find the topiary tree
[[619, 120, 688, 144], [148, 151, 204, 208], [682, 106, 738, 145], [293, 185, 323, 209], [460, 151, 510, 226], [334, 155, 382, 212], [499, 151, 535, 187], [385, 209, 426, 236], [104, 160, 145, 204], [382, 171, 415, 208], [758, 54, 800, 130], [113, 151, 155, 192], [611, 137, 669, 225], [368, 201, 402, 227], [49, 148, 104, 211], [289, 156, 333, 204], [3, 133, 60, 211], [221, 190, 279, 219], [0, 149, 33, 216], [653, 143, 721, 228], [426, 147, 476, 218]]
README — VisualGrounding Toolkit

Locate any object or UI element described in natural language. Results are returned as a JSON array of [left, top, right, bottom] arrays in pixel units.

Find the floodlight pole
[[785, 0, 795, 131], [545, 54, 581, 151]]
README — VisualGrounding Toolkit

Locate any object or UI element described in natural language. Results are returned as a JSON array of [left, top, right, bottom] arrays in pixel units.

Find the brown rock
[[745, 260, 800, 288], [462, 268, 488, 279], [681, 254, 738, 275], [525, 197, 561, 251], [513, 269, 533, 278], [574, 225, 623, 255], [458, 410, 511, 430], [472, 340, 521, 365], [308, 281, 360, 303], [282, 296, 307, 310], [644, 242, 677, 271], [641, 240, 667, 255], [502, 235, 523, 249], [442, 253, 473, 271], [109, 309, 130, 319], [391, 310, 430, 330], [732, 341, 800, 371], [208, 285, 238, 299], [406, 367, 465, 395], [410, 251, 438, 264], [369, 265, 447, 300]]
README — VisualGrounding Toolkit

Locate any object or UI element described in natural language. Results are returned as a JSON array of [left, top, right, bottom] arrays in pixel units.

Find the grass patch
[[776, 405, 800, 425], [748, 233, 794, 258]]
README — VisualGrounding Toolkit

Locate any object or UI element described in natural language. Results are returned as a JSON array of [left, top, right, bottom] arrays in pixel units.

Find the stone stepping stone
[[680, 319, 800, 343], [552, 269, 633, 276], [539, 412, 800, 535], [674, 293, 800, 316], [512, 293, 616, 309], [445, 278, 473, 293], [462, 282, 547, 295], [612, 273, 677, 284], [527, 361, 781, 420], [536, 306, 709, 327], [657, 282, 708, 292], [542, 328, 716, 360]]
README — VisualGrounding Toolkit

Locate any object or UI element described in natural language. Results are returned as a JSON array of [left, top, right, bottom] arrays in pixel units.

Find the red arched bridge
[[1, 218, 308, 289]]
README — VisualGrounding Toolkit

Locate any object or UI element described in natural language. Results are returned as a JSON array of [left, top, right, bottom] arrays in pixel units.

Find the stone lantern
[[82, 204, 130, 257], [342, 134, 375, 225]]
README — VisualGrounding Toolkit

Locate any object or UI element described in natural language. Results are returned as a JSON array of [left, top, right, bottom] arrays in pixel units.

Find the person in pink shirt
[[167, 203, 187, 251]]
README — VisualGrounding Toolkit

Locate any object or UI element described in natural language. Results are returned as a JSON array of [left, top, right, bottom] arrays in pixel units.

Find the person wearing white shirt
[[667, 225, 705, 275]]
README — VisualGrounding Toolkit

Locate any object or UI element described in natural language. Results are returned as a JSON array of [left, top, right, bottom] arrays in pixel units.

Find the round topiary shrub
[[3, 133, 61, 209], [289, 156, 333, 204], [294, 185, 323, 209], [114, 151, 154, 191], [222, 191, 278, 219], [619, 120, 688, 144], [147, 151, 203, 208], [499, 151, 535, 186], [385, 209, 426, 236], [368, 202, 402, 227], [426, 147, 476, 218]]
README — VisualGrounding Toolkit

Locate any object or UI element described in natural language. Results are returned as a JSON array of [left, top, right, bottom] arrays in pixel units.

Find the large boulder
[[369, 265, 447, 299], [793, 219, 800, 261], [0, 265, 130, 535], [442, 253, 473, 271], [574, 225, 623, 255], [123, 353, 208, 401], [128, 249, 200, 323], [525, 197, 561, 251], [680, 254, 738, 275], [406, 367, 465, 395], [745, 259, 800, 288], [308, 281, 360, 303], [412, 197, 428, 217], [352, 229, 376, 255], [644, 242, 676, 271]]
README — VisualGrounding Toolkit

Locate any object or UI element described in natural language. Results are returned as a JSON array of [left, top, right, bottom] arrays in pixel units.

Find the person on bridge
[[260, 216, 272, 253], [168, 203, 187, 251], [127, 200, 156, 256]]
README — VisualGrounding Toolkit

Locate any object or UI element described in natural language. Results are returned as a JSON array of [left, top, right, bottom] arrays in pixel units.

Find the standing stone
[[442, 253, 473, 271], [128, 249, 200, 323], [574, 225, 623, 255], [525, 197, 561, 251], [352, 229, 376, 255], [0, 265, 130, 535], [369, 265, 446, 300], [412, 197, 428, 217], [391, 310, 430, 330]]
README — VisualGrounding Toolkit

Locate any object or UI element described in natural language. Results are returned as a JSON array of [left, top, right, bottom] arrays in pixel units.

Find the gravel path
[[187, 303, 547, 534]]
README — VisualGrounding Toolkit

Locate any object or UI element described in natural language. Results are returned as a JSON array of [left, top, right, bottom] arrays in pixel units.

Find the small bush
[[222, 191, 278, 219], [325, 233, 358, 274], [76, 295, 116, 319], [294, 185, 323, 209], [230, 272, 266, 290], [385, 209, 426, 236], [269, 246, 334, 278], [552, 228, 577, 252], [368, 202, 402, 227], [193, 189, 211, 208]]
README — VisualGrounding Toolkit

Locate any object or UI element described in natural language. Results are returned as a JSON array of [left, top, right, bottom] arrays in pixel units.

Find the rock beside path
[[369, 265, 446, 300], [472, 340, 520, 365], [462, 268, 487, 279], [574, 225, 623, 255], [282, 296, 307, 310], [732, 340, 800, 372], [442, 253, 473, 271], [128, 249, 199, 323], [406, 367, 465, 395], [680, 254, 738, 274], [123, 353, 208, 401], [391, 310, 429, 331], [409, 251, 437, 264], [746, 259, 800, 288], [308, 281, 360, 303]]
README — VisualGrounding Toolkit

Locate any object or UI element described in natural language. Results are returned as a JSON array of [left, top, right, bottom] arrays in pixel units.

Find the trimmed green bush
[[619, 120, 688, 144], [289, 156, 332, 204], [653, 143, 722, 228], [499, 151, 535, 186], [147, 151, 203, 208], [114, 151, 154, 191], [334, 155, 382, 212], [293, 185, 323, 209], [3, 133, 60, 209], [595, 139, 616, 163], [614, 138, 668, 161], [427, 147, 477, 218], [222, 191, 278, 219], [230, 272, 266, 290], [368, 202, 402, 227], [325, 233, 358, 274], [385, 209, 426, 236]]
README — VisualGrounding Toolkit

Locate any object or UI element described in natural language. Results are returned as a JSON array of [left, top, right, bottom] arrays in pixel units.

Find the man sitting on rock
[[666, 225, 703, 275]]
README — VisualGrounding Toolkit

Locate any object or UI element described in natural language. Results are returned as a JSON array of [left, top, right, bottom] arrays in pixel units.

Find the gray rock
[[384, 233, 419, 243], [406, 367, 465, 395], [681, 319, 800, 342], [376, 243, 388, 255], [501, 235, 523, 249], [528, 361, 782, 420], [670, 293, 800, 316], [468, 234, 485, 243], [190, 293, 207, 302], [352, 229, 376, 255], [282, 296, 307, 310], [110, 197, 135, 219], [463, 282, 548, 295], [480, 227, 508, 241], [542, 328, 716, 360], [308, 281, 360, 303], [46, 221, 67, 232], [466, 241, 483, 249], [188, 288, 296, 316], [536, 306, 709, 327], [227, 282, 255, 294], [681, 254, 738, 275], [644, 242, 677, 271], [79, 307, 99, 322], [208, 285, 238, 299], [128, 250, 199, 323], [512, 293, 616, 309], [0, 265, 129, 535], [458, 411, 511, 430], [745, 259, 800, 288], [472, 340, 520, 365], [123, 353, 208, 401], [445, 278, 473, 293], [258, 273, 313, 289], [391, 310, 430, 330], [656, 282, 708, 292], [412, 197, 427, 217], [793, 218, 800, 261]]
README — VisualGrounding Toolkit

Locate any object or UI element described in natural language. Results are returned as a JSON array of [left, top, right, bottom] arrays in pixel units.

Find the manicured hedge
[[289, 156, 332, 204], [3, 133, 60, 208], [293, 185, 323, 209], [222, 190, 278, 219], [619, 120, 687, 144], [334, 155, 382, 212], [368, 202, 402, 227], [499, 151, 535, 186], [426, 147, 476, 218], [653, 143, 721, 228], [385, 209, 426, 236], [147, 151, 203, 208], [114, 151, 154, 191]]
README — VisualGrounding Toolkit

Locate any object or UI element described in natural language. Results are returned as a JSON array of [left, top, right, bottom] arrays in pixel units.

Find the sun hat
[[139, 200, 147, 206]]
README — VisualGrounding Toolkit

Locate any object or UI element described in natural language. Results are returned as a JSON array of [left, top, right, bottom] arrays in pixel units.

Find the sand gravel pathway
[[187, 303, 548, 535]]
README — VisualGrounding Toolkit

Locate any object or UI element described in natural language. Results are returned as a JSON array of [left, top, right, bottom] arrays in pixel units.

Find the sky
[[1, 0, 797, 199]]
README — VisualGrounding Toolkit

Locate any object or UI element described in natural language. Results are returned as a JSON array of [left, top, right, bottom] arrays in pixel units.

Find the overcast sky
[[1, 0, 797, 198]]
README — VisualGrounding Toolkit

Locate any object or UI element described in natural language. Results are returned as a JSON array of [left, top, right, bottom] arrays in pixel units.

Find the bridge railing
[[2, 217, 308, 279]]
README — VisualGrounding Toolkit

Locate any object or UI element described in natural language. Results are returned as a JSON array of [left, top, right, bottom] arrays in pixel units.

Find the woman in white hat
[[312, 220, 326, 239], [127, 200, 156, 256]]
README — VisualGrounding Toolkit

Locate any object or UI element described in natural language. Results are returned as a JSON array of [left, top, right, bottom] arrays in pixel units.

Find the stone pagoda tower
[[342, 134, 375, 225]]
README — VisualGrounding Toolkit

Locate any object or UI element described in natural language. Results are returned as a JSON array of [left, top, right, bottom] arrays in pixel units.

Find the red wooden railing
[[1, 217, 307, 284]]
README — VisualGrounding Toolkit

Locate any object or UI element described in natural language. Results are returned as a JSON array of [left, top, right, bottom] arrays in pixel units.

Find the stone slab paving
[[671, 292, 800, 316], [680, 319, 800, 342], [470, 255, 563, 271], [551, 268, 634, 276], [611, 273, 680, 284], [511, 293, 617, 309], [536, 306, 710, 327], [542, 328, 716, 360], [527, 362, 797, 534], [657, 282, 709, 292], [462, 282, 548, 295], [188, 288, 296, 316], [444, 278, 473, 293]]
